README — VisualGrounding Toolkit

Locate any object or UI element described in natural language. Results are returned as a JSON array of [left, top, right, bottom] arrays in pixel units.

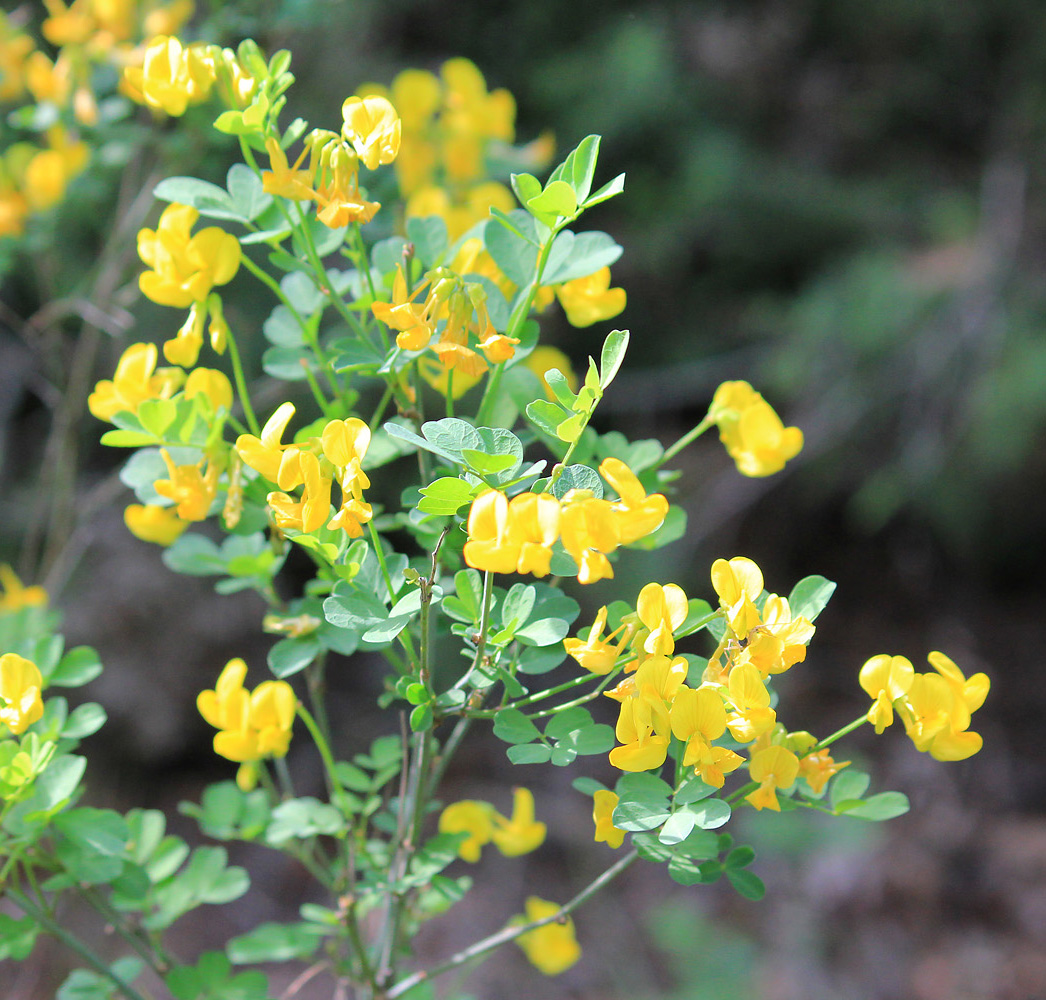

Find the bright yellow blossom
[[710, 556, 764, 637], [341, 95, 401, 171], [564, 606, 634, 675], [88, 342, 184, 422], [439, 799, 495, 862], [153, 448, 219, 522], [490, 787, 547, 856], [859, 653, 915, 733], [746, 745, 800, 811], [592, 789, 626, 848], [724, 661, 776, 743], [138, 203, 240, 310], [555, 267, 626, 328], [898, 652, 989, 762], [510, 897, 581, 976], [0, 565, 48, 611], [197, 659, 296, 771], [122, 35, 215, 116], [124, 503, 189, 545], [183, 367, 233, 413], [670, 686, 744, 788], [635, 582, 689, 657], [708, 380, 803, 478], [0, 653, 45, 735]]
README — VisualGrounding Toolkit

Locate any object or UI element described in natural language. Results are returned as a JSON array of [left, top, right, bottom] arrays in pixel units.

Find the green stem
[[476, 227, 558, 427], [296, 702, 350, 810], [657, 415, 714, 468], [385, 849, 639, 999], [7, 888, 152, 1000], [224, 326, 260, 437], [814, 714, 869, 751]]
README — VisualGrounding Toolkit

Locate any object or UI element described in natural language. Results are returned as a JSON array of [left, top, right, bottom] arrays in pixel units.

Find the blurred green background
[[3, 1, 1043, 997]]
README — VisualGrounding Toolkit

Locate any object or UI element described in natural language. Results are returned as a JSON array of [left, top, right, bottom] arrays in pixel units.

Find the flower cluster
[[438, 786, 546, 861], [360, 58, 546, 239], [859, 651, 989, 761], [197, 658, 295, 790], [566, 562, 846, 812], [371, 264, 518, 396], [235, 404, 374, 538], [0, 2, 194, 236], [463, 458, 669, 584], [707, 380, 804, 478], [137, 203, 242, 367], [260, 95, 401, 230]]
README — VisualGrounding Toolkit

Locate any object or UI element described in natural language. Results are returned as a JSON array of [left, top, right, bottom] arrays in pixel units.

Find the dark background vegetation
[[3, 1, 1045, 997]]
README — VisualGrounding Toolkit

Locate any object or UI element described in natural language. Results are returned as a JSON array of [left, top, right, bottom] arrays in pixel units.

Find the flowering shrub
[[0, 11, 990, 999]]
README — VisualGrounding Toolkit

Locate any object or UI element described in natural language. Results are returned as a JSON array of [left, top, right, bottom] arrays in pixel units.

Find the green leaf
[[659, 810, 697, 845], [527, 180, 578, 219], [418, 477, 476, 515], [153, 176, 235, 218], [226, 922, 325, 964], [551, 464, 603, 499], [788, 575, 837, 623], [541, 231, 623, 285], [726, 868, 766, 901], [384, 421, 462, 465], [525, 398, 570, 439], [461, 449, 518, 477], [841, 791, 910, 821], [0, 913, 38, 961], [567, 134, 601, 204], [262, 344, 312, 381], [484, 211, 539, 286], [492, 708, 541, 745], [267, 635, 321, 678], [830, 769, 871, 809], [725, 846, 756, 869], [500, 583, 536, 631], [510, 172, 543, 205], [422, 418, 483, 461], [515, 617, 570, 647], [582, 172, 626, 209], [506, 743, 552, 765], [406, 215, 449, 267], [226, 163, 272, 222], [409, 704, 433, 732], [266, 798, 342, 845], [163, 533, 225, 576], [62, 703, 106, 739], [599, 329, 629, 389], [49, 645, 102, 687], [613, 772, 673, 832], [58, 958, 144, 1000]]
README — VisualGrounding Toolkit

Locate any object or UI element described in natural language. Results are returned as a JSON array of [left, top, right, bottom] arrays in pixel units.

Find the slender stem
[[224, 326, 260, 437], [296, 702, 350, 811], [813, 714, 869, 752], [240, 252, 304, 325], [467, 572, 495, 675], [7, 888, 152, 1000], [76, 886, 171, 976], [385, 849, 639, 999], [657, 415, 714, 468]]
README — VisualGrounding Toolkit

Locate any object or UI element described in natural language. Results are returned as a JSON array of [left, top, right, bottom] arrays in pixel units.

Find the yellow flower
[[235, 402, 302, 487], [555, 267, 626, 327], [491, 786, 546, 856], [592, 789, 626, 848], [267, 450, 333, 534], [669, 686, 744, 789], [859, 653, 915, 733], [341, 95, 401, 171], [898, 652, 989, 762], [0, 565, 48, 611], [138, 203, 240, 309], [724, 661, 776, 744], [635, 582, 688, 657], [153, 448, 219, 522], [511, 897, 581, 976], [124, 503, 189, 545], [746, 745, 800, 811], [438, 799, 495, 862], [0, 653, 45, 735], [798, 748, 849, 795], [261, 136, 316, 201], [122, 35, 215, 116], [564, 606, 633, 675], [600, 458, 669, 545], [708, 380, 803, 477], [184, 367, 233, 413], [88, 342, 185, 422], [197, 658, 295, 765], [710, 556, 764, 637], [462, 490, 561, 578]]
